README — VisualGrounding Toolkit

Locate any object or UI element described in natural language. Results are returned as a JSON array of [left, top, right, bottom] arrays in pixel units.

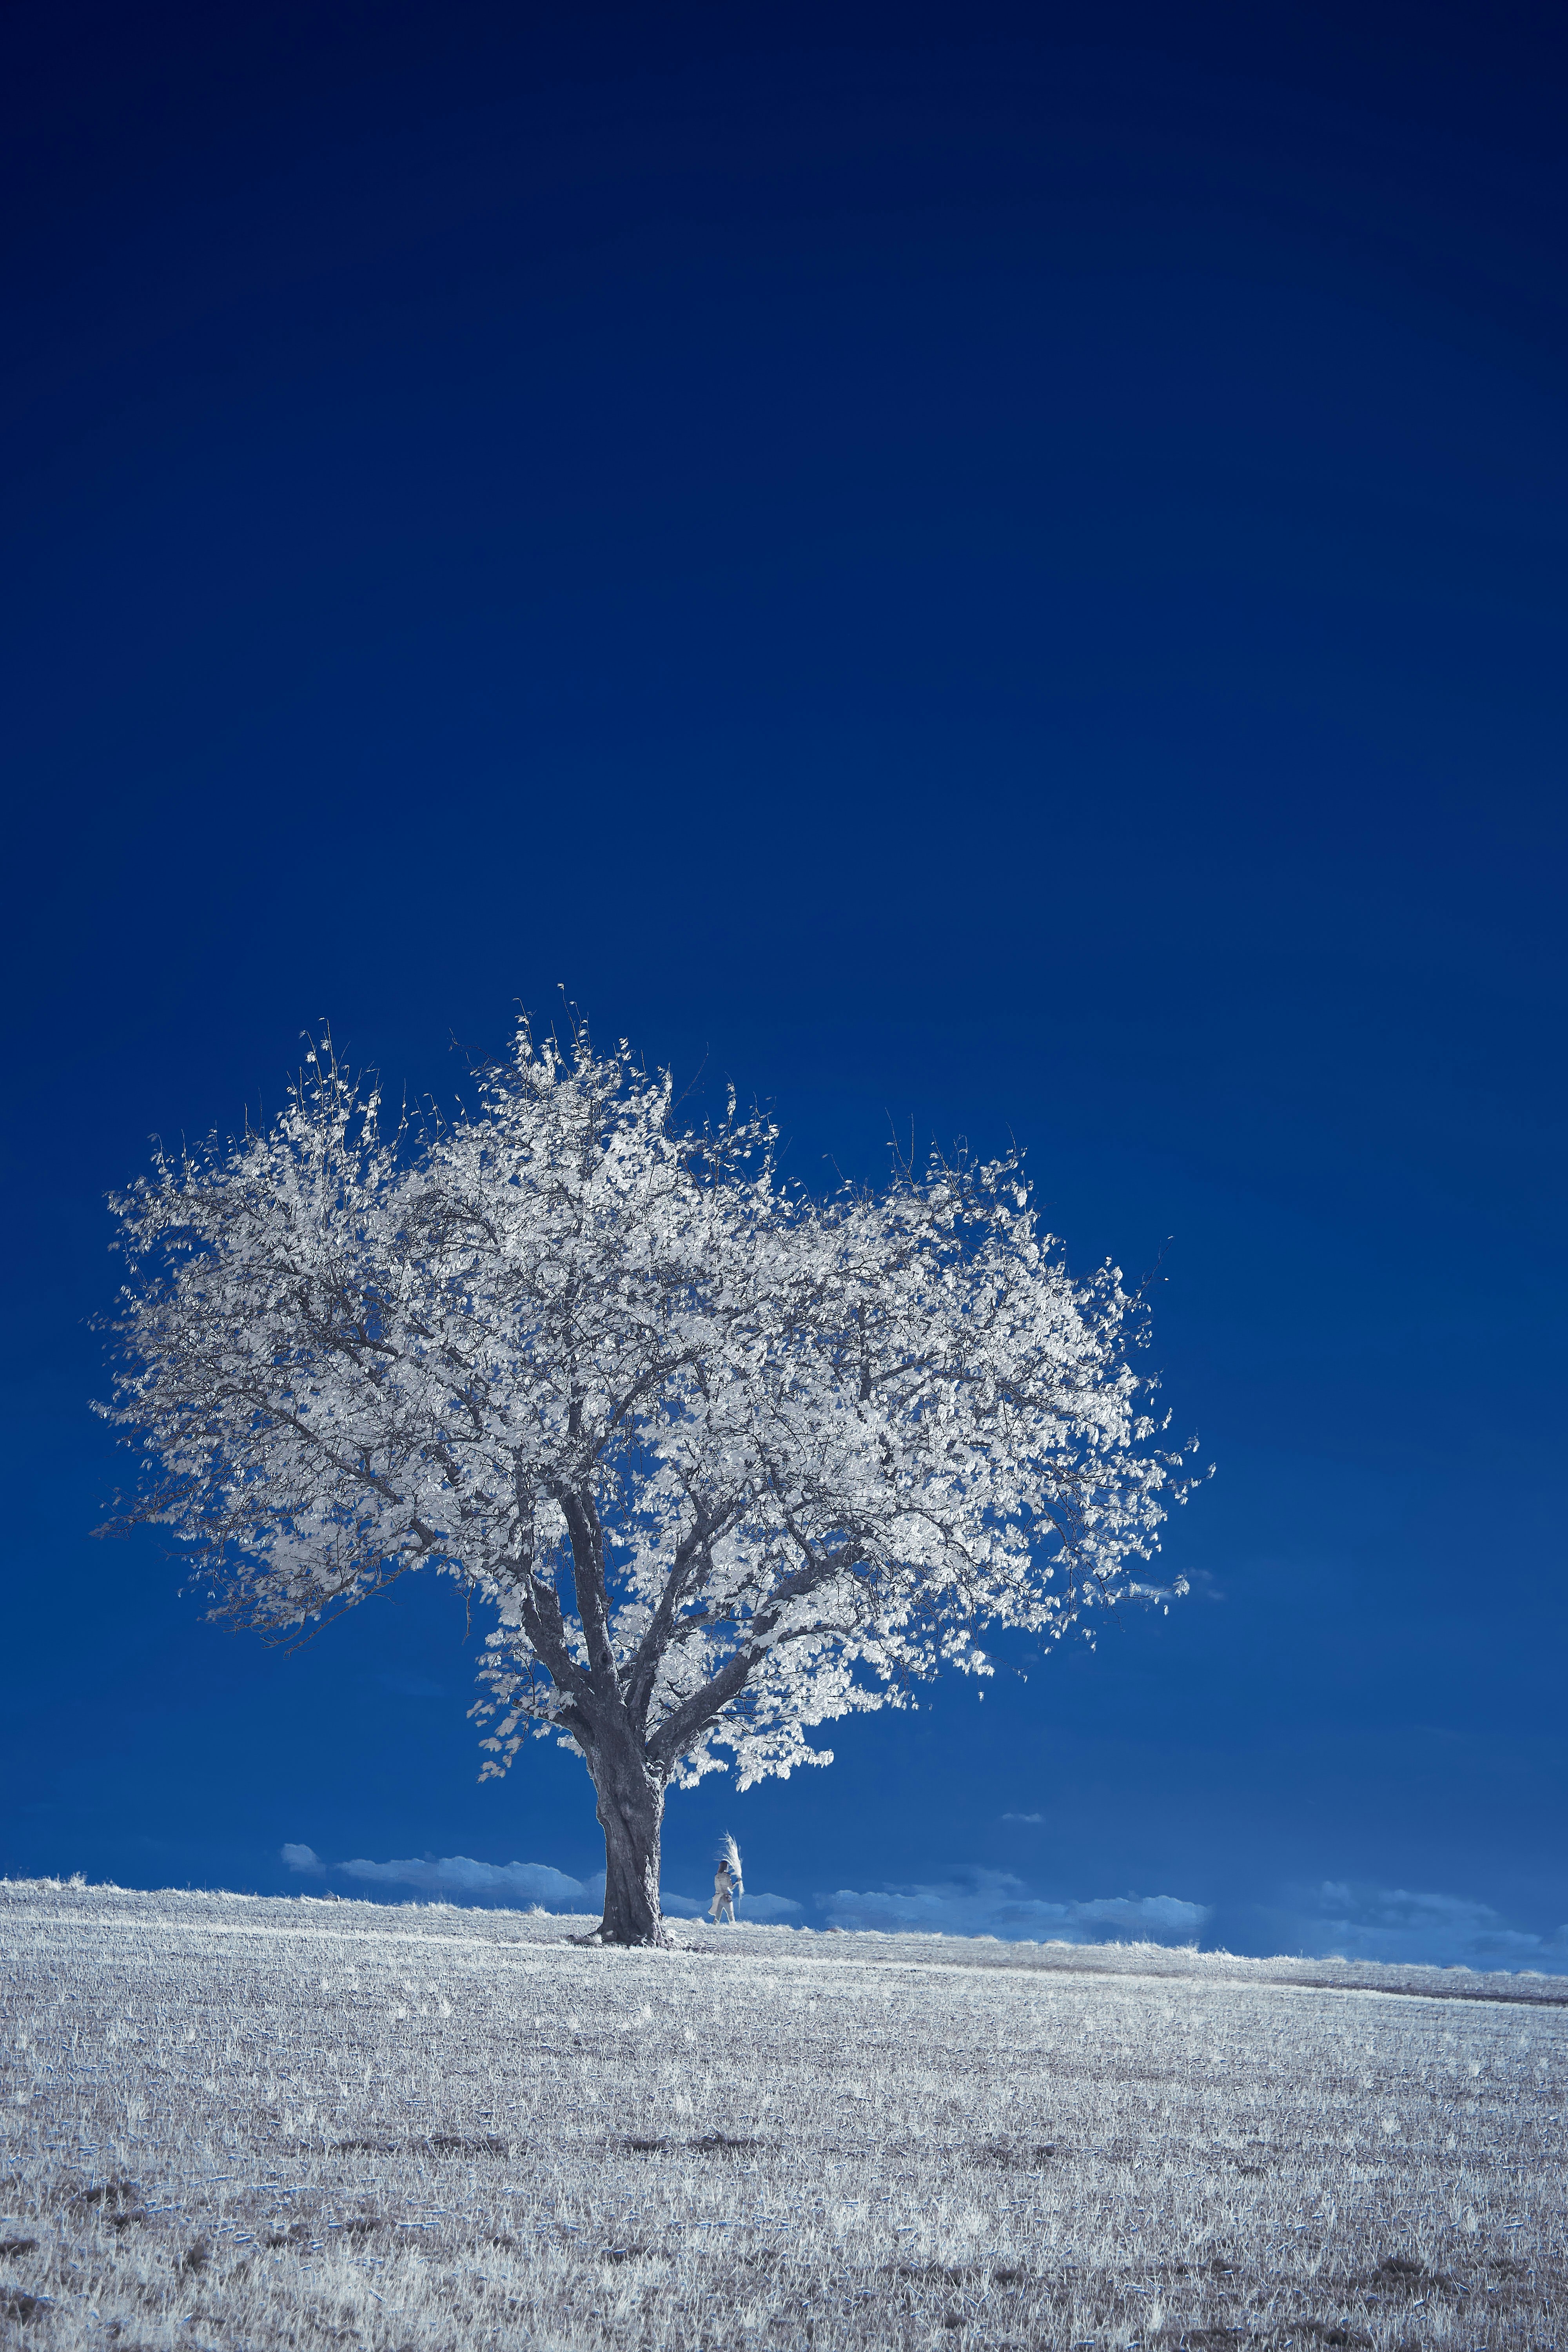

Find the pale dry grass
[[1, 1881, 1562, 2350]]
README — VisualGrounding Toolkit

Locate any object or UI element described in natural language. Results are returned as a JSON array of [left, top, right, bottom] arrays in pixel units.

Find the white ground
[[2, 1881, 1563, 2349]]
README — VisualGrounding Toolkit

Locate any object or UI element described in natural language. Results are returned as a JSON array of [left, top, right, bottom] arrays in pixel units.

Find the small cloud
[[281, 1842, 324, 1875], [820, 1867, 1209, 1946], [336, 1854, 592, 1907], [659, 1889, 707, 1918], [1001, 1812, 1044, 1824], [1278, 1881, 1568, 1973], [1069, 1894, 1211, 1938], [378, 1671, 445, 1698], [739, 1891, 805, 1922]]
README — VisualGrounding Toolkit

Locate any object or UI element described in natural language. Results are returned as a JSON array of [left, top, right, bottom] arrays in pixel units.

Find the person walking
[[709, 1837, 742, 1925]]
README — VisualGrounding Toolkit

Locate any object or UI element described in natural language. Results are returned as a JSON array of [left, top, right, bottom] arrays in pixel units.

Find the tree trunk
[[588, 1735, 670, 1947]]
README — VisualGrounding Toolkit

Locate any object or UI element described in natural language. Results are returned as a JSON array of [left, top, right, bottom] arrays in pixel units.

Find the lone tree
[[100, 1018, 1199, 1945]]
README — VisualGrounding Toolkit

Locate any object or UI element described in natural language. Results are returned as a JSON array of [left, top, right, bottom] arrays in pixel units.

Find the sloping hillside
[[2, 1881, 1562, 2347]]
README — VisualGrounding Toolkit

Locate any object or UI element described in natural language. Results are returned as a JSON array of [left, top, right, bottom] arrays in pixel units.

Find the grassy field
[[1, 1881, 1562, 2350]]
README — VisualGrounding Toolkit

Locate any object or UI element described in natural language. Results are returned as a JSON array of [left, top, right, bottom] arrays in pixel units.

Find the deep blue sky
[[4, 1, 1564, 1968]]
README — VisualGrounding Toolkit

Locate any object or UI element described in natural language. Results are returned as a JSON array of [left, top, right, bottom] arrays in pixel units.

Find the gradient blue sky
[[4, 1, 1565, 1969]]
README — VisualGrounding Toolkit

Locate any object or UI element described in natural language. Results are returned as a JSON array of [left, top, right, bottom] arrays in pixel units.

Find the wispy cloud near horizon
[[336, 1853, 595, 1908], [1272, 1881, 1568, 1972], [821, 1868, 1210, 1945]]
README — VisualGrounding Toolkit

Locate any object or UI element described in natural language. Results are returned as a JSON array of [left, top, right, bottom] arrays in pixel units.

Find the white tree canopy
[[99, 1018, 1201, 1942]]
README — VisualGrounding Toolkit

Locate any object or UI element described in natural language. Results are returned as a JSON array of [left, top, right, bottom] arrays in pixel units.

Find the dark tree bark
[[556, 1484, 676, 1944], [582, 1726, 670, 1947]]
